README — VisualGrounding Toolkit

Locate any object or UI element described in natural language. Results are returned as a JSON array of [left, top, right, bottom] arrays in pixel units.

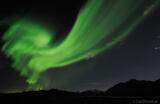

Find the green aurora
[[1, 0, 160, 90]]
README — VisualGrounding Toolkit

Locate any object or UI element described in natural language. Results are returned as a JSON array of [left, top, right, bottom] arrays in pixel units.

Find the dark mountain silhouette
[[104, 79, 160, 96], [0, 79, 160, 103]]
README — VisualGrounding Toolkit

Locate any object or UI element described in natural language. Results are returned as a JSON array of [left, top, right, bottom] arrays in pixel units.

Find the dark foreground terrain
[[1, 79, 160, 104]]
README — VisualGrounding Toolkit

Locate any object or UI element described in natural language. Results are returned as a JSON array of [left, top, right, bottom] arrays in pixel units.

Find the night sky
[[0, 1, 160, 93]]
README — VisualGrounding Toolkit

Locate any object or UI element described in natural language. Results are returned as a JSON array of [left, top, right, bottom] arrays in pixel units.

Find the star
[[154, 47, 160, 51]]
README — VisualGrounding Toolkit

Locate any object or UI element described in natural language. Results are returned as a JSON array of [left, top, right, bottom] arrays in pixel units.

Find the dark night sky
[[0, 1, 160, 93]]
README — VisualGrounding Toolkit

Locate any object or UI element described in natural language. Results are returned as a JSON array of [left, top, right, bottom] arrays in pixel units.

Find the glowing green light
[[1, 0, 160, 91]]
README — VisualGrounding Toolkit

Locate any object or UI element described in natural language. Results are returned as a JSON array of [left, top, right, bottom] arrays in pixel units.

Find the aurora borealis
[[1, 0, 160, 91]]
